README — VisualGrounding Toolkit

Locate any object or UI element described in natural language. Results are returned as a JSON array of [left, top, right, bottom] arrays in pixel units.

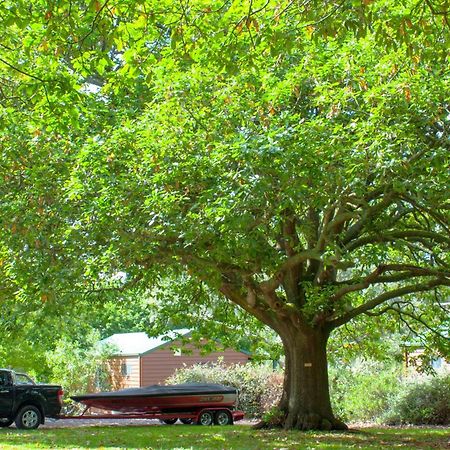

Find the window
[[0, 371, 12, 387], [14, 373, 35, 385], [121, 362, 133, 376]]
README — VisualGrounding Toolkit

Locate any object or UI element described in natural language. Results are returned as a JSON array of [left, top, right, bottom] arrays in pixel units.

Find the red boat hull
[[71, 383, 238, 414], [76, 393, 237, 413]]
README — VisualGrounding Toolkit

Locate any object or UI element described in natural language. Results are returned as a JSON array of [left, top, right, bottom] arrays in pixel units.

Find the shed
[[101, 330, 251, 389]]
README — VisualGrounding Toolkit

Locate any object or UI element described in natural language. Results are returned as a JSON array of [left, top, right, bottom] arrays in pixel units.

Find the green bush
[[329, 359, 403, 423], [166, 361, 282, 418], [383, 374, 450, 425], [262, 406, 285, 427], [329, 359, 450, 425]]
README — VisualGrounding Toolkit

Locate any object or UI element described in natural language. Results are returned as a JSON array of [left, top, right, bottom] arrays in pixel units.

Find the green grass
[[0, 425, 448, 449]]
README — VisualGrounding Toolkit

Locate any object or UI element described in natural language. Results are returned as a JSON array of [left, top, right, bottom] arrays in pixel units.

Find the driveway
[[12, 418, 257, 429]]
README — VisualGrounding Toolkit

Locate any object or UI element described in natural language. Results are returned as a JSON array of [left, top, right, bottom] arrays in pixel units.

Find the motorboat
[[71, 383, 238, 414]]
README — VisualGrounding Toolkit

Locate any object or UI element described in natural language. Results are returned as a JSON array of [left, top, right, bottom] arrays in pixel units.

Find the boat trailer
[[58, 406, 244, 426]]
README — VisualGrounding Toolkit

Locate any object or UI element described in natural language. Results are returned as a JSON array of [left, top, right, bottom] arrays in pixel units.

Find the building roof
[[100, 329, 192, 356]]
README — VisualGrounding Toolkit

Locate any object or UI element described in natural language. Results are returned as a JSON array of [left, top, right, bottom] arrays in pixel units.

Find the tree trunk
[[276, 325, 347, 431]]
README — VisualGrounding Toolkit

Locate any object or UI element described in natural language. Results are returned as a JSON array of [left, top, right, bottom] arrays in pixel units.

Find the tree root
[[291, 413, 348, 431], [252, 420, 269, 430]]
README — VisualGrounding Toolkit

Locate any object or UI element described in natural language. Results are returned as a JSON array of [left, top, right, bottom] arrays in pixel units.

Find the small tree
[[45, 332, 113, 396]]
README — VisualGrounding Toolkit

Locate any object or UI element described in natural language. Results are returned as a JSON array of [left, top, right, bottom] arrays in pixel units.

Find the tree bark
[[276, 325, 347, 431]]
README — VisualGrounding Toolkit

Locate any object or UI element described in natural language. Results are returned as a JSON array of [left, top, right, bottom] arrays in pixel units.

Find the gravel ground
[[43, 418, 173, 428], [8, 418, 448, 430], [11, 418, 259, 429]]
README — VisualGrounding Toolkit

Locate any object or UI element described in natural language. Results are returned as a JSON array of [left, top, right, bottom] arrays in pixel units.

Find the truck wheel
[[0, 417, 14, 427], [198, 410, 214, 426], [214, 410, 233, 425], [161, 418, 178, 425], [15, 405, 42, 430]]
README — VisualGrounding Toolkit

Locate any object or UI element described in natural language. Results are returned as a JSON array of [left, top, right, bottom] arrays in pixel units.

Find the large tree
[[1, 0, 449, 430]]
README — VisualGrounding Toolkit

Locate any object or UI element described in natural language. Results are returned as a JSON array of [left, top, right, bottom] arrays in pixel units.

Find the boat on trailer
[[66, 383, 244, 425]]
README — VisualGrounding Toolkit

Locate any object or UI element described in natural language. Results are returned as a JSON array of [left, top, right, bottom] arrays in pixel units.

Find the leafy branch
[[329, 278, 450, 329]]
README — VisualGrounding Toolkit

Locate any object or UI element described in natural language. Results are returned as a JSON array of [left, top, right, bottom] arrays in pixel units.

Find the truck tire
[[0, 417, 14, 427], [214, 410, 233, 425], [15, 405, 42, 430]]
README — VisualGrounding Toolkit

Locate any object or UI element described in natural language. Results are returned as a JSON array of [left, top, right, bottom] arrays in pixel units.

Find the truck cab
[[0, 369, 63, 429]]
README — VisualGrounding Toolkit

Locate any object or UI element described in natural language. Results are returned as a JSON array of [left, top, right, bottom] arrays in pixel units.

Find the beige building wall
[[106, 356, 140, 389], [140, 341, 250, 386]]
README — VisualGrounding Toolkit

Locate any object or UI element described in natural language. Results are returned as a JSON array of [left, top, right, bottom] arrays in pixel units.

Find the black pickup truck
[[0, 369, 63, 429]]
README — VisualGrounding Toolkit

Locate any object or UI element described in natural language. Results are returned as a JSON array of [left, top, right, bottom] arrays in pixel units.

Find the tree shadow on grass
[[0, 425, 448, 449]]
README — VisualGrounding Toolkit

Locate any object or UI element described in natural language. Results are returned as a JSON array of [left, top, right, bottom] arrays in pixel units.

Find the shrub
[[261, 371, 284, 412], [383, 374, 450, 425], [167, 361, 282, 418], [262, 406, 285, 427], [329, 359, 403, 423], [330, 359, 450, 425]]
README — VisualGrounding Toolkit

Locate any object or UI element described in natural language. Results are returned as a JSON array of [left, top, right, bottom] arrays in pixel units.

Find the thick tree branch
[[279, 213, 306, 307], [345, 229, 450, 252], [400, 193, 450, 234], [329, 278, 450, 329], [341, 191, 396, 246], [335, 265, 450, 294], [280, 213, 301, 257], [329, 265, 385, 302], [317, 211, 358, 251], [306, 207, 320, 250], [365, 302, 449, 341], [260, 249, 321, 292], [219, 281, 278, 330]]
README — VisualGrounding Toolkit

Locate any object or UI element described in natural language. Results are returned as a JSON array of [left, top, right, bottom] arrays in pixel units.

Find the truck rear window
[[15, 373, 35, 385]]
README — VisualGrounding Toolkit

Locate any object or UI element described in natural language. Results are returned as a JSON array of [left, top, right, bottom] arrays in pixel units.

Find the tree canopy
[[1, 0, 449, 430]]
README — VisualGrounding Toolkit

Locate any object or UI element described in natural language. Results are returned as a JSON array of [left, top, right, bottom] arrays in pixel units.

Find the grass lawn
[[0, 424, 448, 449]]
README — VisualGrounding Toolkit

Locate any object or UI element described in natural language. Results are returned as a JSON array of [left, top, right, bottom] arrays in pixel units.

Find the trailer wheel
[[0, 417, 14, 427], [198, 410, 214, 426], [15, 405, 42, 430], [161, 418, 178, 425], [214, 410, 233, 426], [180, 418, 193, 424]]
